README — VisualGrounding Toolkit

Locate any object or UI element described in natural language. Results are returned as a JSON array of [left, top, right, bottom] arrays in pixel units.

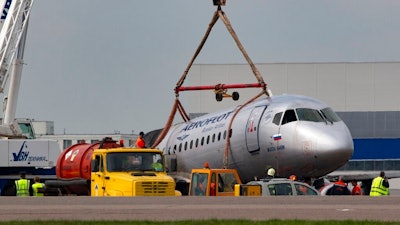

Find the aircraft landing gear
[[215, 89, 239, 102]]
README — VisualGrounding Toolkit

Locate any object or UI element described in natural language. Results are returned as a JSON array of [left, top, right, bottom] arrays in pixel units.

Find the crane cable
[[175, 6, 268, 95], [150, 99, 189, 148], [153, 5, 270, 162]]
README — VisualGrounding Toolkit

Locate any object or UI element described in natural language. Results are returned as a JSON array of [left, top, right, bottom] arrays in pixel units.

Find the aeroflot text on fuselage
[[181, 111, 234, 132]]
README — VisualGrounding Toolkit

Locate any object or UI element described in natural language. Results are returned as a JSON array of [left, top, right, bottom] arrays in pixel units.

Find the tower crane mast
[[0, 0, 33, 138]]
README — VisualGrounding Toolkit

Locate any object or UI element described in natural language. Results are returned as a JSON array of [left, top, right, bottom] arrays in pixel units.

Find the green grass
[[1, 220, 400, 225]]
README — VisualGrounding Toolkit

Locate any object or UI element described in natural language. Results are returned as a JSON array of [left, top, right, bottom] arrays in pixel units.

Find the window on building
[[91, 139, 99, 144], [63, 140, 72, 149]]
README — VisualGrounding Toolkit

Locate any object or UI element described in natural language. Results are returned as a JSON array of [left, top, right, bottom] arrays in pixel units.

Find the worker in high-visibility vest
[[15, 172, 30, 196], [32, 176, 45, 196], [370, 171, 390, 196]]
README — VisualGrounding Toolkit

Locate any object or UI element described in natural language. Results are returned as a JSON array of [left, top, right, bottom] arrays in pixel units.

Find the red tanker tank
[[56, 137, 121, 179]]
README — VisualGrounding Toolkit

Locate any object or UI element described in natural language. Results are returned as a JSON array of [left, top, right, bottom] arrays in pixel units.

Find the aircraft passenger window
[[184, 142, 187, 151], [223, 131, 227, 139], [281, 109, 297, 125], [179, 143, 182, 152], [212, 133, 215, 143], [273, 112, 282, 125], [321, 107, 341, 122], [296, 108, 324, 122], [167, 146, 171, 154], [190, 140, 193, 149], [173, 145, 176, 153], [218, 132, 221, 141], [201, 137, 204, 146], [206, 135, 210, 144], [195, 139, 199, 148]]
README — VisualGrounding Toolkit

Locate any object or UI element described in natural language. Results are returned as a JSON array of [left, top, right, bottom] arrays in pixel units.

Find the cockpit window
[[296, 108, 325, 122], [273, 112, 283, 125], [281, 109, 297, 125], [321, 107, 341, 123]]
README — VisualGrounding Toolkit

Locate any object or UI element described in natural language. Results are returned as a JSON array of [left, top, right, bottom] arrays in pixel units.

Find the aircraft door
[[260, 110, 282, 153], [245, 106, 266, 153]]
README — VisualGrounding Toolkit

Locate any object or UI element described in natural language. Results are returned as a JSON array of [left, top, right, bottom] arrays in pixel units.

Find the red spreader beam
[[176, 83, 265, 92]]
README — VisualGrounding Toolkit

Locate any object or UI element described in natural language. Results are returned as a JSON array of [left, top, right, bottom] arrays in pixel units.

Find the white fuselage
[[157, 94, 354, 182]]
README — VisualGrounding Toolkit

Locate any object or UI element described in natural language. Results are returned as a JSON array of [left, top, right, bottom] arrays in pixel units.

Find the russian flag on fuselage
[[272, 134, 282, 141]]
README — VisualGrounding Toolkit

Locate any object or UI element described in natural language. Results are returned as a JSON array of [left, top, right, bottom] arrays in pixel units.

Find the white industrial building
[[30, 120, 136, 150], [186, 62, 400, 114]]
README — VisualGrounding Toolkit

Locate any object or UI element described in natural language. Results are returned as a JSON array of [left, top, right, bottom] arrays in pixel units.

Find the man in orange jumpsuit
[[351, 180, 362, 195], [136, 131, 145, 148]]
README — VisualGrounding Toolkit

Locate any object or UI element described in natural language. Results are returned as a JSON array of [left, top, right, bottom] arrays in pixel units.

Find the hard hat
[[267, 168, 275, 176], [289, 175, 297, 181]]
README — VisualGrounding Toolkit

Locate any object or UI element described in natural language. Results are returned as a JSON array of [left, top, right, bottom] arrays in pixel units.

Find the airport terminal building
[[185, 62, 400, 172]]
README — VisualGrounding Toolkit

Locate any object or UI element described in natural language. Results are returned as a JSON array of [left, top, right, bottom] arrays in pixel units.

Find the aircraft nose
[[313, 123, 354, 173]]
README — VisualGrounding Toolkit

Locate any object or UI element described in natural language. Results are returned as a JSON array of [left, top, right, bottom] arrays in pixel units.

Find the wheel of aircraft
[[216, 93, 223, 101], [232, 92, 239, 101]]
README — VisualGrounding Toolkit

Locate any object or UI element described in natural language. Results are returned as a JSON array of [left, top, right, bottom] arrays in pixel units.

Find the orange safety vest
[[136, 137, 145, 148], [351, 185, 362, 195]]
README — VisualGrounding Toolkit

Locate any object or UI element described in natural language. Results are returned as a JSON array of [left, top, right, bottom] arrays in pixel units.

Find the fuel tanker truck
[[43, 137, 180, 196]]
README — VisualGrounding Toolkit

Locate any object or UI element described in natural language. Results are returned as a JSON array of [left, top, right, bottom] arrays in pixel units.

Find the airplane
[[146, 94, 354, 186]]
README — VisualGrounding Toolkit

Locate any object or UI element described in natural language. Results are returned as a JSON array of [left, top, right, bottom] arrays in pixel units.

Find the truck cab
[[189, 167, 242, 196], [91, 148, 179, 196]]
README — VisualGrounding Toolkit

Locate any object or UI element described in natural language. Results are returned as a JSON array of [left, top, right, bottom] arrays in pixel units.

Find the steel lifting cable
[[175, 10, 220, 94], [154, 9, 220, 149], [151, 99, 191, 148], [217, 9, 266, 89], [175, 6, 268, 94], [155, 5, 270, 164]]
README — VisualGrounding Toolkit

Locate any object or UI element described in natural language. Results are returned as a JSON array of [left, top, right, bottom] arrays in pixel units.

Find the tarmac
[[0, 195, 400, 222]]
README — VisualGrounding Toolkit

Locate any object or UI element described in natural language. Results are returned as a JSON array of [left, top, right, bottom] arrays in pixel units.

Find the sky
[[4, 0, 400, 135]]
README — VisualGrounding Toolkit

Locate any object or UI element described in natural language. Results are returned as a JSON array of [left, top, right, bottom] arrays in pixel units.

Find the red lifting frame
[[175, 83, 266, 93]]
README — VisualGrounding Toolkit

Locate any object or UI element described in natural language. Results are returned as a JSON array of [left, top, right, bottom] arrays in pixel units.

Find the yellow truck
[[45, 137, 180, 196]]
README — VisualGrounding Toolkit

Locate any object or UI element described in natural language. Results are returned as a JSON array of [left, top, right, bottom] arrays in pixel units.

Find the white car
[[246, 178, 320, 196]]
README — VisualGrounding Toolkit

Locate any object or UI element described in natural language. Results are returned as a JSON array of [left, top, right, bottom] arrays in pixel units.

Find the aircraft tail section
[[144, 128, 163, 148]]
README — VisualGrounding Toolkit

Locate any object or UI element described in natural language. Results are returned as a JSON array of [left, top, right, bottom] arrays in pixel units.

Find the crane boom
[[0, 0, 33, 137]]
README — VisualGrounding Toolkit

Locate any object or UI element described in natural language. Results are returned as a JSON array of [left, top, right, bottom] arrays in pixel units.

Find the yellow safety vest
[[32, 183, 45, 196], [15, 179, 30, 196], [370, 176, 389, 196]]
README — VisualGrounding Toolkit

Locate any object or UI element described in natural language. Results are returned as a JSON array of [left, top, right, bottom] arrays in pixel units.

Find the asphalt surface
[[1, 195, 400, 222]]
